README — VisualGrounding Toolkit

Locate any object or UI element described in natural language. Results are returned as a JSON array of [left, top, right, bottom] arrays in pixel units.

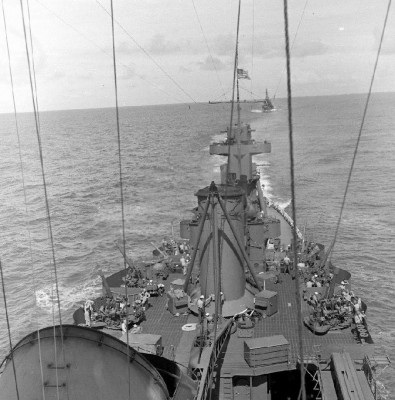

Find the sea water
[[0, 93, 394, 396]]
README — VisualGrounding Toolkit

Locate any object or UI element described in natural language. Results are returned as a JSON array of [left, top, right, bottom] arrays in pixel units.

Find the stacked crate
[[244, 335, 289, 369]]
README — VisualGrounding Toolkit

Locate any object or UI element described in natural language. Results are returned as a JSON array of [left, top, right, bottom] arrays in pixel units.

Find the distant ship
[[262, 89, 275, 112]]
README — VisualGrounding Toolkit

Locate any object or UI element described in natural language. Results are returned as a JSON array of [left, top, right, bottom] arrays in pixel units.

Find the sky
[[0, 0, 394, 113]]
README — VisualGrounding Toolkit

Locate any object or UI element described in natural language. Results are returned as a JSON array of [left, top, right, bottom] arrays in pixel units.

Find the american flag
[[237, 68, 251, 80]]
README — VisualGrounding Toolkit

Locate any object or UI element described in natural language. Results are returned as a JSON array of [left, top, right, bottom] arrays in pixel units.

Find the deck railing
[[362, 355, 391, 400], [194, 319, 234, 400], [270, 201, 303, 240]]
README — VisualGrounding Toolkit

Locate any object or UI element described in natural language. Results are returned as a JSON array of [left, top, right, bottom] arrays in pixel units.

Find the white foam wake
[[35, 276, 102, 313]]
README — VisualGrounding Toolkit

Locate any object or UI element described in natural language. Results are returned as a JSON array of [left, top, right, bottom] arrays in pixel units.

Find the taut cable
[[283, 1, 306, 399]]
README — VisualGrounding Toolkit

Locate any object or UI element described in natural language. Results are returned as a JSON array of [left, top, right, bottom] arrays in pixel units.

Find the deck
[[103, 204, 374, 374]]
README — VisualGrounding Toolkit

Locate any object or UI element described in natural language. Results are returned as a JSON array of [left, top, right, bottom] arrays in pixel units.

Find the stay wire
[[109, 2, 131, 399], [33, 0, 184, 104], [0, 261, 20, 400], [227, 0, 241, 182], [97, 0, 197, 104], [282, 1, 306, 399], [274, 0, 309, 100], [1, 1, 47, 396], [329, 0, 392, 261], [250, 0, 255, 99], [191, 0, 226, 98], [26, 0, 40, 127], [18, 0, 65, 396]]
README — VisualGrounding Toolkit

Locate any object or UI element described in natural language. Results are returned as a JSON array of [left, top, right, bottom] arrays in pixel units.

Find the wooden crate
[[120, 333, 163, 355], [167, 291, 188, 314], [255, 290, 278, 316], [244, 335, 289, 368]]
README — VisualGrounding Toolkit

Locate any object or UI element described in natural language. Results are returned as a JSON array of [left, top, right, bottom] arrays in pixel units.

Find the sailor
[[140, 289, 150, 308], [131, 323, 142, 334], [197, 295, 205, 322], [84, 300, 93, 327], [157, 283, 165, 296], [180, 255, 188, 275], [120, 298, 127, 312], [121, 318, 127, 333], [309, 292, 319, 307], [179, 242, 185, 253]]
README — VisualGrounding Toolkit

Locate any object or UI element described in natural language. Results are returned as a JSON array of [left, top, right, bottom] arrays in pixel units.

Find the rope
[[50, 271, 60, 400], [274, 0, 309, 100], [96, 0, 197, 104], [109, 2, 131, 399], [26, 0, 40, 128], [0, 261, 20, 400], [329, 0, 392, 262], [191, 0, 226, 98], [18, 0, 63, 331], [18, 0, 65, 396], [33, 0, 185, 104], [282, 1, 306, 399], [228, 0, 241, 150], [26, 3, 53, 396], [1, 1, 47, 395], [226, 0, 242, 184], [250, 0, 255, 102]]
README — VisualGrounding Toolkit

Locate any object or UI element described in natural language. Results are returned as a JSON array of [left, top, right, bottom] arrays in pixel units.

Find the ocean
[[0, 93, 394, 396]]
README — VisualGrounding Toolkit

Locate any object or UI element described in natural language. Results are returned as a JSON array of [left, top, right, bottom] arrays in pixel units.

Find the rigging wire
[[226, 0, 242, 184], [32, 0, 185, 104], [1, 0, 47, 396], [191, 0, 226, 98], [250, 0, 255, 101], [26, 0, 40, 127], [49, 268, 61, 400], [0, 261, 20, 400], [274, 0, 309, 100], [18, 0, 65, 396], [282, 1, 306, 399], [329, 0, 392, 262], [108, 1, 131, 399], [96, 0, 197, 104]]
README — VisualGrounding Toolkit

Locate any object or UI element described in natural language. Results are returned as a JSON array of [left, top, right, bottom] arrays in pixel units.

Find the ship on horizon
[[262, 89, 275, 112]]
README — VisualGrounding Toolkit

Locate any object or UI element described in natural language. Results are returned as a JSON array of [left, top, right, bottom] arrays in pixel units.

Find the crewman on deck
[[180, 255, 189, 275], [158, 283, 165, 296], [197, 295, 205, 322], [121, 318, 128, 333], [84, 300, 94, 327], [131, 323, 142, 334]]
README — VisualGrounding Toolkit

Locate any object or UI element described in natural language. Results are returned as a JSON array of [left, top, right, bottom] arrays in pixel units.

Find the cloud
[[118, 65, 138, 80], [211, 34, 235, 56], [372, 25, 395, 55], [147, 34, 180, 55], [197, 56, 228, 71], [292, 40, 329, 58], [251, 36, 329, 59], [179, 66, 191, 73]]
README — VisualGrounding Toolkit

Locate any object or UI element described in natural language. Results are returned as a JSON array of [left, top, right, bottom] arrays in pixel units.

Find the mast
[[228, 0, 242, 182]]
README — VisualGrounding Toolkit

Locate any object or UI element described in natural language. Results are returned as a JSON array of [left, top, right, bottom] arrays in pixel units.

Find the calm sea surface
[[0, 93, 394, 396]]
